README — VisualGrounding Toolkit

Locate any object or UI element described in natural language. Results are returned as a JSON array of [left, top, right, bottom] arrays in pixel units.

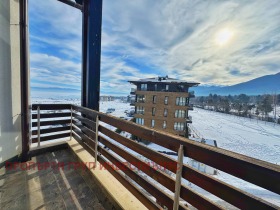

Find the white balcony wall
[[0, 0, 23, 164]]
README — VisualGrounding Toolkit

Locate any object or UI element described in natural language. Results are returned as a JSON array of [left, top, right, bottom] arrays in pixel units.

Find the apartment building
[[129, 76, 199, 137]]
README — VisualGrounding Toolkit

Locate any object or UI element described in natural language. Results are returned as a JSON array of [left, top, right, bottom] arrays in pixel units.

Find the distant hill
[[192, 72, 280, 96]]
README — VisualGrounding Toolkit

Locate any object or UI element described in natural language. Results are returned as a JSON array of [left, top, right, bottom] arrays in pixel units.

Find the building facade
[[129, 76, 199, 137]]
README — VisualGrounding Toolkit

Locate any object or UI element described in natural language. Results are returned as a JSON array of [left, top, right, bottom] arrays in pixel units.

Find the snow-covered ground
[[191, 108, 280, 164], [190, 108, 280, 207], [99, 100, 133, 118]]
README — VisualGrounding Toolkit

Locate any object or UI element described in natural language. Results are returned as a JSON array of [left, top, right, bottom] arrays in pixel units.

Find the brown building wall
[[134, 91, 190, 136]]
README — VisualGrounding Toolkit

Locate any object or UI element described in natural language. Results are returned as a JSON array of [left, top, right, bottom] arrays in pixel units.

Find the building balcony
[[187, 104, 194, 110], [135, 89, 191, 93], [189, 91, 195, 98], [130, 99, 135, 106], [1, 103, 279, 210], [186, 116, 192, 123], [130, 88, 136, 95]]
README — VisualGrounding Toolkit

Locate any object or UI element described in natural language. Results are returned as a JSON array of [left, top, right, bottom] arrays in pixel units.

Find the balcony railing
[[31, 104, 280, 210], [188, 104, 194, 110], [130, 88, 136, 94], [186, 116, 192, 123], [130, 99, 135, 106], [189, 91, 195, 98], [31, 104, 72, 146]]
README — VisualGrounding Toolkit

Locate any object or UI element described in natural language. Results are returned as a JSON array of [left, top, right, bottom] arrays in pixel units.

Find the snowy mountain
[[192, 72, 280, 96]]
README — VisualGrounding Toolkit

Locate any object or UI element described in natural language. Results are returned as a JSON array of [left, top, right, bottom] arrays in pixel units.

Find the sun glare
[[215, 28, 234, 46]]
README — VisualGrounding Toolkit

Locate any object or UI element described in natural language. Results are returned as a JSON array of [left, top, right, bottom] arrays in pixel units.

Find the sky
[[29, 0, 280, 98]]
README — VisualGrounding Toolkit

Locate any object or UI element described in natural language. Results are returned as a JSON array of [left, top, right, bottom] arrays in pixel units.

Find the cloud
[[29, 0, 280, 96], [30, 53, 81, 87]]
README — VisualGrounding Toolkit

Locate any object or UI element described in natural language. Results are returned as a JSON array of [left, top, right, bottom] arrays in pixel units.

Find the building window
[[136, 106, 144, 115], [163, 108, 168, 117], [175, 110, 186, 118], [166, 85, 169, 91], [178, 85, 184, 91], [154, 84, 157, 91], [153, 95, 156, 104], [164, 96, 168, 105], [141, 84, 147, 91], [174, 122, 185, 131], [136, 118, 144, 125], [176, 97, 187, 106], [163, 121, 167, 129], [136, 95, 145, 103], [152, 107, 156, 116], [151, 119, 155, 128]]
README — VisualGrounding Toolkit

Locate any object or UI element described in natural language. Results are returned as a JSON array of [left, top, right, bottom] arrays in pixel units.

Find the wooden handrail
[[72, 105, 280, 194]]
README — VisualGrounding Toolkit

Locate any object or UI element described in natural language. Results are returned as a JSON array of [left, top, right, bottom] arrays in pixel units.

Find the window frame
[[141, 83, 147, 91], [174, 122, 185, 131], [166, 84, 169, 91], [136, 106, 145, 115], [163, 120, 167, 129], [176, 97, 187, 106], [164, 96, 168, 105], [151, 119, 155, 128], [175, 110, 186, 118], [153, 95, 156, 104], [163, 108, 168, 117], [136, 118, 144, 125], [152, 107, 156, 116], [136, 95, 145, 103]]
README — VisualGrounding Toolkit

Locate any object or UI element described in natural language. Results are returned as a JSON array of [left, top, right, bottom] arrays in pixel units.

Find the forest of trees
[[191, 94, 280, 123]]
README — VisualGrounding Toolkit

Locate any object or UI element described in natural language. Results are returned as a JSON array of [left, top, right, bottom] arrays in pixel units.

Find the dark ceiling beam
[[57, 0, 83, 11]]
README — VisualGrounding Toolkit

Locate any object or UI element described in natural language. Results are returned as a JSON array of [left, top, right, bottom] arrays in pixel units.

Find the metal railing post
[[94, 115, 99, 167], [37, 106, 40, 147], [173, 145, 184, 210], [29, 107, 32, 147], [70, 107, 73, 140]]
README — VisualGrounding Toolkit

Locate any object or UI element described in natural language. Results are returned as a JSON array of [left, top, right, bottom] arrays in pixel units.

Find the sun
[[215, 28, 234, 46]]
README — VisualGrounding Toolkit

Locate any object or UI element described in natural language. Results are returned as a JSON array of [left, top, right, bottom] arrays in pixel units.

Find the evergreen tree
[[258, 95, 273, 118]]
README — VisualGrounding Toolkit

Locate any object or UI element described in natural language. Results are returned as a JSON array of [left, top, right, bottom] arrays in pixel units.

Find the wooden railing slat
[[72, 113, 96, 130], [73, 121, 96, 140], [72, 127, 96, 149], [32, 119, 71, 127], [32, 112, 71, 119], [32, 104, 71, 110], [32, 126, 70, 136], [32, 132, 70, 143]]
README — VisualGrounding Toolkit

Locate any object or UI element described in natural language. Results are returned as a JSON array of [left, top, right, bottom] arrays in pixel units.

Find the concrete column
[[0, 0, 23, 164]]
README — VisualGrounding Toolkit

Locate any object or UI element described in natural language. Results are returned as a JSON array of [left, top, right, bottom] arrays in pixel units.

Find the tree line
[[191, 94, 280, 123]]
